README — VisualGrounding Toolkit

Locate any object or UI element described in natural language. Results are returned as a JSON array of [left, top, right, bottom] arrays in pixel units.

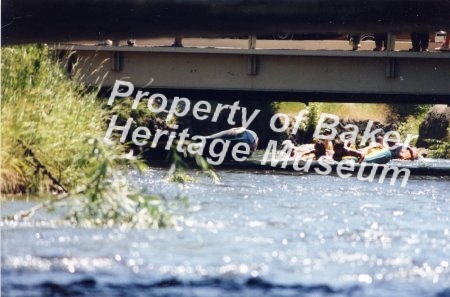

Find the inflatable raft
[[217, 158, 450, 176], [202, 127, 259, 161], [343, 147, 392, 164]]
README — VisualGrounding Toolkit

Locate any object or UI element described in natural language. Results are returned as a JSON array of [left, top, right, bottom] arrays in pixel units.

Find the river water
[[2, 159, 450, 297]]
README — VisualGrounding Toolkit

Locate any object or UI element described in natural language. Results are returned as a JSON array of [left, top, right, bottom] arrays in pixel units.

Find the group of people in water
[[282, 128, 419, 164]]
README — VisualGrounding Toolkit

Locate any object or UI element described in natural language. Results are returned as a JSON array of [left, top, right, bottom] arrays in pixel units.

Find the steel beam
[[3, 0, 450, 45], [55, 45, 450, 103]]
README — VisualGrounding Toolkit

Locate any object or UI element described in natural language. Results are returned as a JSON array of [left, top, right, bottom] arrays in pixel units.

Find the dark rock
[[416, 105, 450, 148]]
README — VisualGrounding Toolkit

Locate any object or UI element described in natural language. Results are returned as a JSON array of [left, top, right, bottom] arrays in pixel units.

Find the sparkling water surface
[[2, 161, 450, 297]]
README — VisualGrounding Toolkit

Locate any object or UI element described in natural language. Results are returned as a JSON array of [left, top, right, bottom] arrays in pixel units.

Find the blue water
[[2, 165, 450, 297]]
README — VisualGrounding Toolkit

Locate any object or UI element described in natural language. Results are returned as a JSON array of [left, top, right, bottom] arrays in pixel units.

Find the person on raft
[[333, 140, 383, 163], [322, 128, 334, 157], [299, 140, 327, 160], [281, 139, 314, 157], [386, 138, 420, 160], [333, 140, 364, 163], [281, 128, 334, 159]]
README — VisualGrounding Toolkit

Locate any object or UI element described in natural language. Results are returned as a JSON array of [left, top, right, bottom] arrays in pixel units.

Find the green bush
[[426, 139, 450, 159], [1, 45, 172, 228], [1, 44, 108, 193]]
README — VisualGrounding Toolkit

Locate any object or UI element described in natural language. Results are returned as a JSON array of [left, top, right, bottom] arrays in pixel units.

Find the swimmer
[[281, 140, 314, 157], [333, 140, 365, 163], [322, 128, 334, 157], [386, 139, 419, 160], [299, 140, 327, 160]]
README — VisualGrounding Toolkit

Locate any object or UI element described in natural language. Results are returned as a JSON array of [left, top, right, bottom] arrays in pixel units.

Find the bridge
[[55, 40, 450, 103], [5, 0, 450, 103], [3, 0, 450, 44]]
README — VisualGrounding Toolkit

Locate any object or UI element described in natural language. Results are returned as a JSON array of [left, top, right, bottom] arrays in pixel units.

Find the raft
[[202, 127, 259, 161], [343, 147, 392, 164], [217, 159, 450, 176]]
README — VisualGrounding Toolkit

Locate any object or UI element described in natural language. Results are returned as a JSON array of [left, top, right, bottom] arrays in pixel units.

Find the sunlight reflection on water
[[2, 166, 450, 297]]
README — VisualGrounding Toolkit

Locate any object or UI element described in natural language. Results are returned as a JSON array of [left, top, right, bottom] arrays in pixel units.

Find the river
[[2, 158, 450, 297]]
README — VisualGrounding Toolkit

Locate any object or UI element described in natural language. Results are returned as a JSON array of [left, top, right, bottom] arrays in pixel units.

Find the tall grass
[[1, 45, 106, 193], [319, 103, 390, 122], [1, 45, 172, 228], [277, 102, 389, 122]]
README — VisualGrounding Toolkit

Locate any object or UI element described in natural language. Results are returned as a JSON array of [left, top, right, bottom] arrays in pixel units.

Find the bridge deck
[[54, 39, 450, 103]]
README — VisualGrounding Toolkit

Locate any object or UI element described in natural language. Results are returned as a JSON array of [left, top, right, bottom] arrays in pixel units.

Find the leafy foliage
[[1, 44, 107, 193], [389, 104, 432, 121], [1, 45, 172, 228], [426, 139, 450, 159], [305, 103, 321, 142], [67, 138, 172, 228], [165, 141, 220, 184]]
